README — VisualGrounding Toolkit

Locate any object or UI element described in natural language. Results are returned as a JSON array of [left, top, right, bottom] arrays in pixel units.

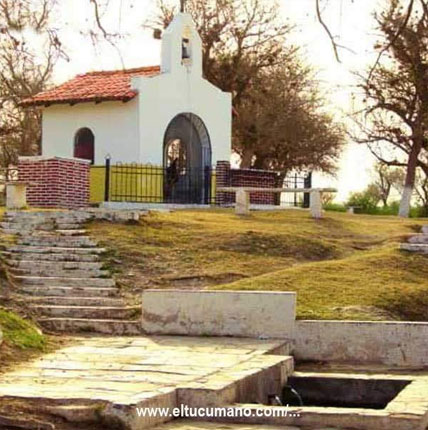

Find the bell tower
[[160, 12, 203, 76]]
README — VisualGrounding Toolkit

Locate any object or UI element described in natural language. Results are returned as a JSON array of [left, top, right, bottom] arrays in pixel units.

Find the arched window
[[74, 128, 95, 164]]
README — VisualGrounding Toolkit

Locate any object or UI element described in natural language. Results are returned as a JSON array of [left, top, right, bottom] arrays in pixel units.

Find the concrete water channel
[[0, 334, 427, 430]]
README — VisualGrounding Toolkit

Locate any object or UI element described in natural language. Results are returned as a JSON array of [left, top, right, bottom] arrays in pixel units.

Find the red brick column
[[215, 161, 232, 206], [18, 156, 90, 209], [231, 169, 281, 205]]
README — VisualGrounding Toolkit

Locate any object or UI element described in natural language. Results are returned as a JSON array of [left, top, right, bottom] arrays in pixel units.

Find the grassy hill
[[89, 209, 428, 321]]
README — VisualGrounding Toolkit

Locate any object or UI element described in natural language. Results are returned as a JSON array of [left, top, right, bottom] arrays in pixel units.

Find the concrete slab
[[142, 290, 296, 339], [0, 335, 293, 429]]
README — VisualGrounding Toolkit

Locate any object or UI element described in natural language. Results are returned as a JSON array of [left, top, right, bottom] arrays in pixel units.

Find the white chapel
[[23, 12, 232, 172]]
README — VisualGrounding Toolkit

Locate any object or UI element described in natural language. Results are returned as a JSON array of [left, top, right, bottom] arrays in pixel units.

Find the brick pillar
[[215, 161, 231, 206], [18, 156, 90, 209]]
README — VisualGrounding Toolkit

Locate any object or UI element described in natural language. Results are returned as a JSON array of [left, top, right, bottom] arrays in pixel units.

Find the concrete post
[[236, 189, 250, 215], [310, 190, 322, 219], [6, 182, 27, 209]]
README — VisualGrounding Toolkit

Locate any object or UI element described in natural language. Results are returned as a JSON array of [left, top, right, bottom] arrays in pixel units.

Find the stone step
[[5, 210, 69, 217], [422, 225, 428, 234], [0, 222, 87, 236], [1, 221, 56, 230], [12, 275, 115, 287], [408, 234, 428, 244], [20, 286, 119, 297], [54, 229, 87, 236], [400, 243, 428, 254], [17, 237, 97, 247], [55, 223, 85, 230], [2, 251, 101, 262], [2, 219, 84, 228], [25, 295, 126, 306], [2, 228, 50, 235], [10, 267, 109, 278], [32, 305, 140, 319], [38, 318, 142, 335], [7, 260, 104, 270], [7, 245, 106, 255], [4, 211, 90, 220]]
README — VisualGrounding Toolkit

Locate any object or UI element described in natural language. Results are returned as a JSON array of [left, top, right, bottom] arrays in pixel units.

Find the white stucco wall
[[133, 72, 231, 165], [41, 99, 140, 165]]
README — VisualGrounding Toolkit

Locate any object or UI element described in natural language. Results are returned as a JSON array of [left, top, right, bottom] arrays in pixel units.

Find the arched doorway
[[74, 128, 95, 164], [163, 113, 211, 204]]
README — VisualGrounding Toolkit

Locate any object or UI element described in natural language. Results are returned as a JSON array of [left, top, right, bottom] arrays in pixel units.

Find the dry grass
[[88, 209, 427, 320]]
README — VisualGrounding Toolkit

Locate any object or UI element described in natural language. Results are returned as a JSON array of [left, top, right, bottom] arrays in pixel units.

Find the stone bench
[[347, 205, 362, 214], [218, 187, 337, 218]]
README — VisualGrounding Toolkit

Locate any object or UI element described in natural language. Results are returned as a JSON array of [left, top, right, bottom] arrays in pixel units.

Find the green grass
[[0, 309, 46, 350], [88, 209, 428, 321]]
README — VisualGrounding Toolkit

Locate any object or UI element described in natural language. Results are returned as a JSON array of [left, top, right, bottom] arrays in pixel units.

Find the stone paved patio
[[1, 335, 427, 430], [0, 335, 293, 429]]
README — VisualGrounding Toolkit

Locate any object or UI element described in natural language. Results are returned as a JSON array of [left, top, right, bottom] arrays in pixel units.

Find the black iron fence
[[101, 159, 311, 207], [104, 160, 215, 204], [282, 172, 312, 208]]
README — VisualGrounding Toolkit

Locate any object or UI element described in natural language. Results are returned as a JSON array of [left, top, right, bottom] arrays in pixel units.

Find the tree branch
[[367, 0, 415, 82], [315, 0, 341, 62]]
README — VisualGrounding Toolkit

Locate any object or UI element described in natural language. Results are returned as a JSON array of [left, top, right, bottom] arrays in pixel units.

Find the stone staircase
[[400, 225, 428, 254], [1, 211, 141, 335]]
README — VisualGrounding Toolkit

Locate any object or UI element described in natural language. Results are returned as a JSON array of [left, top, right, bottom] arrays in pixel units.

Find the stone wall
[[215, 161, 282, 205], [18, 156, 90, 209], [294, 320, 428, 368]]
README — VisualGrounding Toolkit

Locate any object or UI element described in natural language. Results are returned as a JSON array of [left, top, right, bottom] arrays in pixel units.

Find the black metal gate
[[104, 158, 214, 204]]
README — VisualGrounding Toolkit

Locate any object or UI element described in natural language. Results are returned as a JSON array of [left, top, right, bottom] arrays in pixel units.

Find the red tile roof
[[21, 66, 161, 107]]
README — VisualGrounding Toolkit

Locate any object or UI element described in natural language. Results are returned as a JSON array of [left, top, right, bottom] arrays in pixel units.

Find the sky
[[50, 0, 386, 201]]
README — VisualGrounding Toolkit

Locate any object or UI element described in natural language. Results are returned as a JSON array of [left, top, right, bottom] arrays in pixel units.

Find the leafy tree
[[355, 0, 427, 217], [233, 61, 344, 173], [346, 184, 382, 213], [154, 0, 345, 174]]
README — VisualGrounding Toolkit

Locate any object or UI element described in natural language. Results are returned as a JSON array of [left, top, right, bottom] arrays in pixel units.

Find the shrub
[[346, 190, 380, 214], [324, 202, 347, 212]]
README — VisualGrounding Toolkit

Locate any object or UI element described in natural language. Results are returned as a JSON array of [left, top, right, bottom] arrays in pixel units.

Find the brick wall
[[18, 156, 90, 209], [215, 161, 282, 205]]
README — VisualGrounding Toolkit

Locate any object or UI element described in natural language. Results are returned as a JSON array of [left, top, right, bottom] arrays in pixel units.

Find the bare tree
[[372, 162, 405, 206], [354, 0, 427, 217], [414, 165, 428, 216], [0, 0, 63, 166], [0, 0, 126, 166]]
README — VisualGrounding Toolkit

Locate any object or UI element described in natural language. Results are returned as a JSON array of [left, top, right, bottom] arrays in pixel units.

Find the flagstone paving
[[0, 335, 293, 429]]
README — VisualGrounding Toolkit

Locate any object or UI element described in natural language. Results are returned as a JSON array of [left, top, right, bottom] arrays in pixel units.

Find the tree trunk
[[399, 143, 421, 217], [240, 149, 254, 168]]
